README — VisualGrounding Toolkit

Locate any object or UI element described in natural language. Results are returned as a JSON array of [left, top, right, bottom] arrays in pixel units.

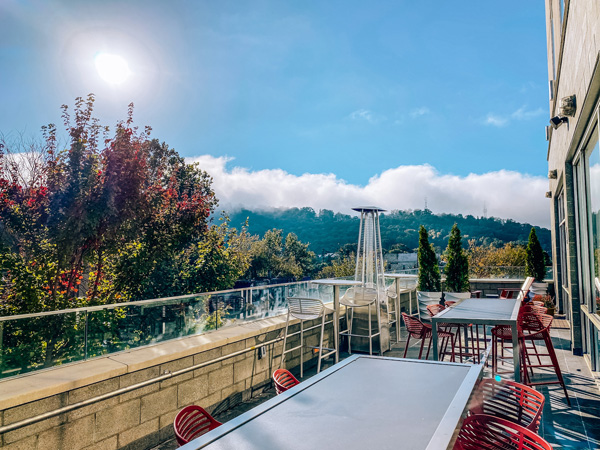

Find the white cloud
[[511, 106, 545, 120], [349, 109, 385, 124], [187, 156, 551, 227], [484, 114, 509, 127], [410, 107, 430, 118], [484, 106, 546, 127]]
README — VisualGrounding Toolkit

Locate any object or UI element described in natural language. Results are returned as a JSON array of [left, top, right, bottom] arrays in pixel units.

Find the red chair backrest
[[521, 304, 548, 316], [273, 369, 300, 394], [174, 405, 222, 446], [401, 313, 428, 338], [455, 414, 552, 450], [499, 289, 517, 299], [518, 311, 552, 335], [426, 304, 445, 317], [469, 378, 545, 432]]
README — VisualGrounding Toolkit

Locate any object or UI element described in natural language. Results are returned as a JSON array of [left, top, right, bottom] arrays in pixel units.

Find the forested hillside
[[226, 207, 551, 254]]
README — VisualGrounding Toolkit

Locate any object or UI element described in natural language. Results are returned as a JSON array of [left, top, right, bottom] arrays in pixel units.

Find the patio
[[154, 317, 600, 450]]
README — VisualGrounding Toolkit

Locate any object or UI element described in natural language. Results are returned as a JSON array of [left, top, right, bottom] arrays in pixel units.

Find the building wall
[[545, 0, 600, 359]]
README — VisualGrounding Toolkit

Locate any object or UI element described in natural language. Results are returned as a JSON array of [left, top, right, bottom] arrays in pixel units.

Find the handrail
[[0, 333, 285, 434], [0, 280, 313, 322]]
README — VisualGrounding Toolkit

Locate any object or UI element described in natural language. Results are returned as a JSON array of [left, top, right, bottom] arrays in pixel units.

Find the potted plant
[[443, 224, 471, 303], [417, 225, 442, 319], [542, 295, 555, 316]]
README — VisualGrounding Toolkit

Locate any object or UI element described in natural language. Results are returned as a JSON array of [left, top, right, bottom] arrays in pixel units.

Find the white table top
[[182, 355, 482, 450], [433, 298, 520, 325], [311, 279, 363, 286], [383, 273, 418, 278]]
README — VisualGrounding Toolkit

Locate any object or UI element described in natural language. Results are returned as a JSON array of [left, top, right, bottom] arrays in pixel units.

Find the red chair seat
[[469, 378, 545, 432], [272, 368, 300, 394], [454, 414, 552, 450], [174, 405, 222, 446]]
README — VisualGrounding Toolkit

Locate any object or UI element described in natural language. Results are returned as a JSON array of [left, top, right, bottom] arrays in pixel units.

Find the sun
[[94, 53, 131, 84]]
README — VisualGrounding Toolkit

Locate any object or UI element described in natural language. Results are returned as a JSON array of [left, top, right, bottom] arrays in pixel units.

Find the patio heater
[[353, 206, 386, 297], [346, 206, 391, 352]]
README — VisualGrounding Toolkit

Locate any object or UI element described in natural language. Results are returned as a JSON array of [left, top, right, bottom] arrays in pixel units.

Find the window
[[557, 190, 568, 312]]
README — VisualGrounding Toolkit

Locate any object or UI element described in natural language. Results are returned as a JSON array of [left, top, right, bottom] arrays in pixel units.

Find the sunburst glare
[[94, 53, 131, 85]]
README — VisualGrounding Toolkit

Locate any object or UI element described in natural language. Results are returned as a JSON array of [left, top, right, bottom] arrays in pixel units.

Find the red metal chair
[[454, 414, 552, 450], [518, 312, 570, 404], [272, 368, 300, 394], [469, 378, 545, 432], [173, 405, 222, 446], [401, 312, 455, 361], [429, 304, 481, 363]]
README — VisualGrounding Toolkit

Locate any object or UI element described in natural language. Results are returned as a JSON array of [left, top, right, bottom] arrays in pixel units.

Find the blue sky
[[0, 1, 552, 226]]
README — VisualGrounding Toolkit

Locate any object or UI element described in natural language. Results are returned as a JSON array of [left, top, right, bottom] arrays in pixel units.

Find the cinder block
[[119, 383, 159, 403], [37, 415, 94, 450], [94, 399, 140, 441], [177, 376, 209, 407], [69, 378, 120, 404], [117, 417, 159, 447], [160, 356, 194, 375], [160, 372, 193, 389], [82, 435, 118, 450], [194, 348, 222, 366], [140, 386, 177, 423], [3, 414, 65, 445], [68, 397, 119, 422], [159, 408, 179, 430], [4, 394, 67, 425], [233, 357, 254, 384], [1, 435, 37, 450], [207, 365, 233, 395], [119, 367, 160, 389], [221, 381, 245, 400]]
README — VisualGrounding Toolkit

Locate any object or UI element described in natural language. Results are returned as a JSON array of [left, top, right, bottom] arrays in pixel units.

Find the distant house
[[384, 253, 418, 271]]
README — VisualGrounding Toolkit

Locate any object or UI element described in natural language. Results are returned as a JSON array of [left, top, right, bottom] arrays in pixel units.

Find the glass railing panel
[[0, 311, 86, 379], [85, 295, 209, 358]]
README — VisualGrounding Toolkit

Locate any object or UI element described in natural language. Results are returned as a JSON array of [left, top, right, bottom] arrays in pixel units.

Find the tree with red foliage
[[0, 95, 251, 369]]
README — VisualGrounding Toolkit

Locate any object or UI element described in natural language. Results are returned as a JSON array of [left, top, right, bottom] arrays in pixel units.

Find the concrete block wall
[[0, 313, 333, 450]]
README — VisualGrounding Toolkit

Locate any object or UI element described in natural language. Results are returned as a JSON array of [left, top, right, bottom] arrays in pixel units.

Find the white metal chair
[[339, 286, 382, 355], [385, 286, 400, 349], [280, 297, 333, 378]]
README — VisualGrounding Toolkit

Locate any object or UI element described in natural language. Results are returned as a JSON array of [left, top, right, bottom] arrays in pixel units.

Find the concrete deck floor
[[153, 322, 600, 450]]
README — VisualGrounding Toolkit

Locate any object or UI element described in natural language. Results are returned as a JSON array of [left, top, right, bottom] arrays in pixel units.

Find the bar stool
[[385, 286, 400, 349], [339, 286, 381, 355], [280, 297, 333, 378], [519, 312, 570, 404]]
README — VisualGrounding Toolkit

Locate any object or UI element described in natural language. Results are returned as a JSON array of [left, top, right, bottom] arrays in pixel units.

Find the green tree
[[0, 96, 246, 370], [526, 227, 546, 281], [246, 229, 315, 280], [317, 251, 356, 278], [417, 225, 441, 291], [444, 224, 469, 292]]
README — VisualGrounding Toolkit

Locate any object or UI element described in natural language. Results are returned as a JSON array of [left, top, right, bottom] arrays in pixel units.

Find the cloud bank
[[187, 155, 551, 228]]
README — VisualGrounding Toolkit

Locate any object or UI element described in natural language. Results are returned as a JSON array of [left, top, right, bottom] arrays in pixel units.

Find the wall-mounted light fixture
[[550, 115, 568, 129], [560, 95, 576, 117], [545, 191, 552, 198], [548, 169, 557, 179], [549, 95, 576, 130]]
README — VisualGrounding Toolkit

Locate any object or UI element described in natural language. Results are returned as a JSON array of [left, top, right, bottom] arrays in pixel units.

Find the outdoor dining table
[[310, 279, 363, 363], [431, 297, 521, 382], [180, 355, 482, 450]]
